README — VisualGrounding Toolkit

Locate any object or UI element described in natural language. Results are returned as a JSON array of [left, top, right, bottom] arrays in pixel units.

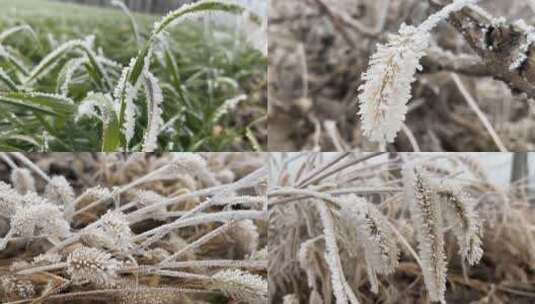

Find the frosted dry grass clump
[[268, 153, 494, 304], [0, 185, 72, 250], [0, 153, 267, 303], [358, 0, 480, 144]]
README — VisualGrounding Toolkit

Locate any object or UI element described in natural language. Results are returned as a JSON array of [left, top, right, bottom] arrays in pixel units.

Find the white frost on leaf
[[213, 94, 247, 123], [123, 82, 137, 147], [142, 72, 163, 152]]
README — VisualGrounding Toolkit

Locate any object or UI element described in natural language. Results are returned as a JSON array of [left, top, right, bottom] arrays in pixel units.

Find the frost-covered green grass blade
[[0, 0, 266, 151], [0, 92, 74, 116]]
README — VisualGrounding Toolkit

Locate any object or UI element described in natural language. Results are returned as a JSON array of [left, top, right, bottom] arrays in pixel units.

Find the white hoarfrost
[[358, 24, 429, 144], [142, 72, 163, 152], [357, 0, 479, 144], [510, 20, 535, 71]]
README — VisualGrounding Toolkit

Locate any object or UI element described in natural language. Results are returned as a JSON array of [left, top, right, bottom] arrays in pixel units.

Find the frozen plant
[[268, 153, 494, 304], [0, 152, 267, 303], [357, 0, 480, 144]]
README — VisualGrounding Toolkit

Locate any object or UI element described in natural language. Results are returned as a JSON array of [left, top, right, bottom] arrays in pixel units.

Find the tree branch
[[431, 0, 535, 98]]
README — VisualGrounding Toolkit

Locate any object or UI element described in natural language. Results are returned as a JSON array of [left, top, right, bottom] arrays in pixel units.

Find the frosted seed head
[[99, 210, 133, 252], [339, 195, 400, 282], [211, 269, 267, 304], [437, 180, 483, 265], [357, 25, 429, 143], [170, 153, 207, 173], [44, 175, 75, 207], [215, 169, 235, 184], [78, 186, 112, 206], [357, 0, 479, 143], [0, 275, 35, 299], [228, 220, 259, 257], [67, 246, 120, 287], [10, 168, 36, 195], [115, 289, 175, 304], [404, 167, 447, 304], [11, 202, 71, 239], [0, 181, 24, 217], [122, 82, 137, 147]]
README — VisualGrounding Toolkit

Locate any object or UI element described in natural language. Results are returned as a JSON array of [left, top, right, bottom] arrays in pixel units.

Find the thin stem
[[296, 152, 350, 187], [160, 222, 234, 264], [16, 262, 68, 275], [10, 152, 50, 182], [134, 210, 266, 246], [0, 152, 17, 169], [450, 73, 507, 152]]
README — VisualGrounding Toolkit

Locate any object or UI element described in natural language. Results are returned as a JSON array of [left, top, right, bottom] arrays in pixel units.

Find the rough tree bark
[[430, 0, 535, 99]]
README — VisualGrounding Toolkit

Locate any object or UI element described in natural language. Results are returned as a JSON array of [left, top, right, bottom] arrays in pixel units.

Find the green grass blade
[[102, 111, 121, 152], [0, 92, 74, 116], [0, 25, 38, 43], [128, 0, 252, 86], [0, 68, 19, 91]]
